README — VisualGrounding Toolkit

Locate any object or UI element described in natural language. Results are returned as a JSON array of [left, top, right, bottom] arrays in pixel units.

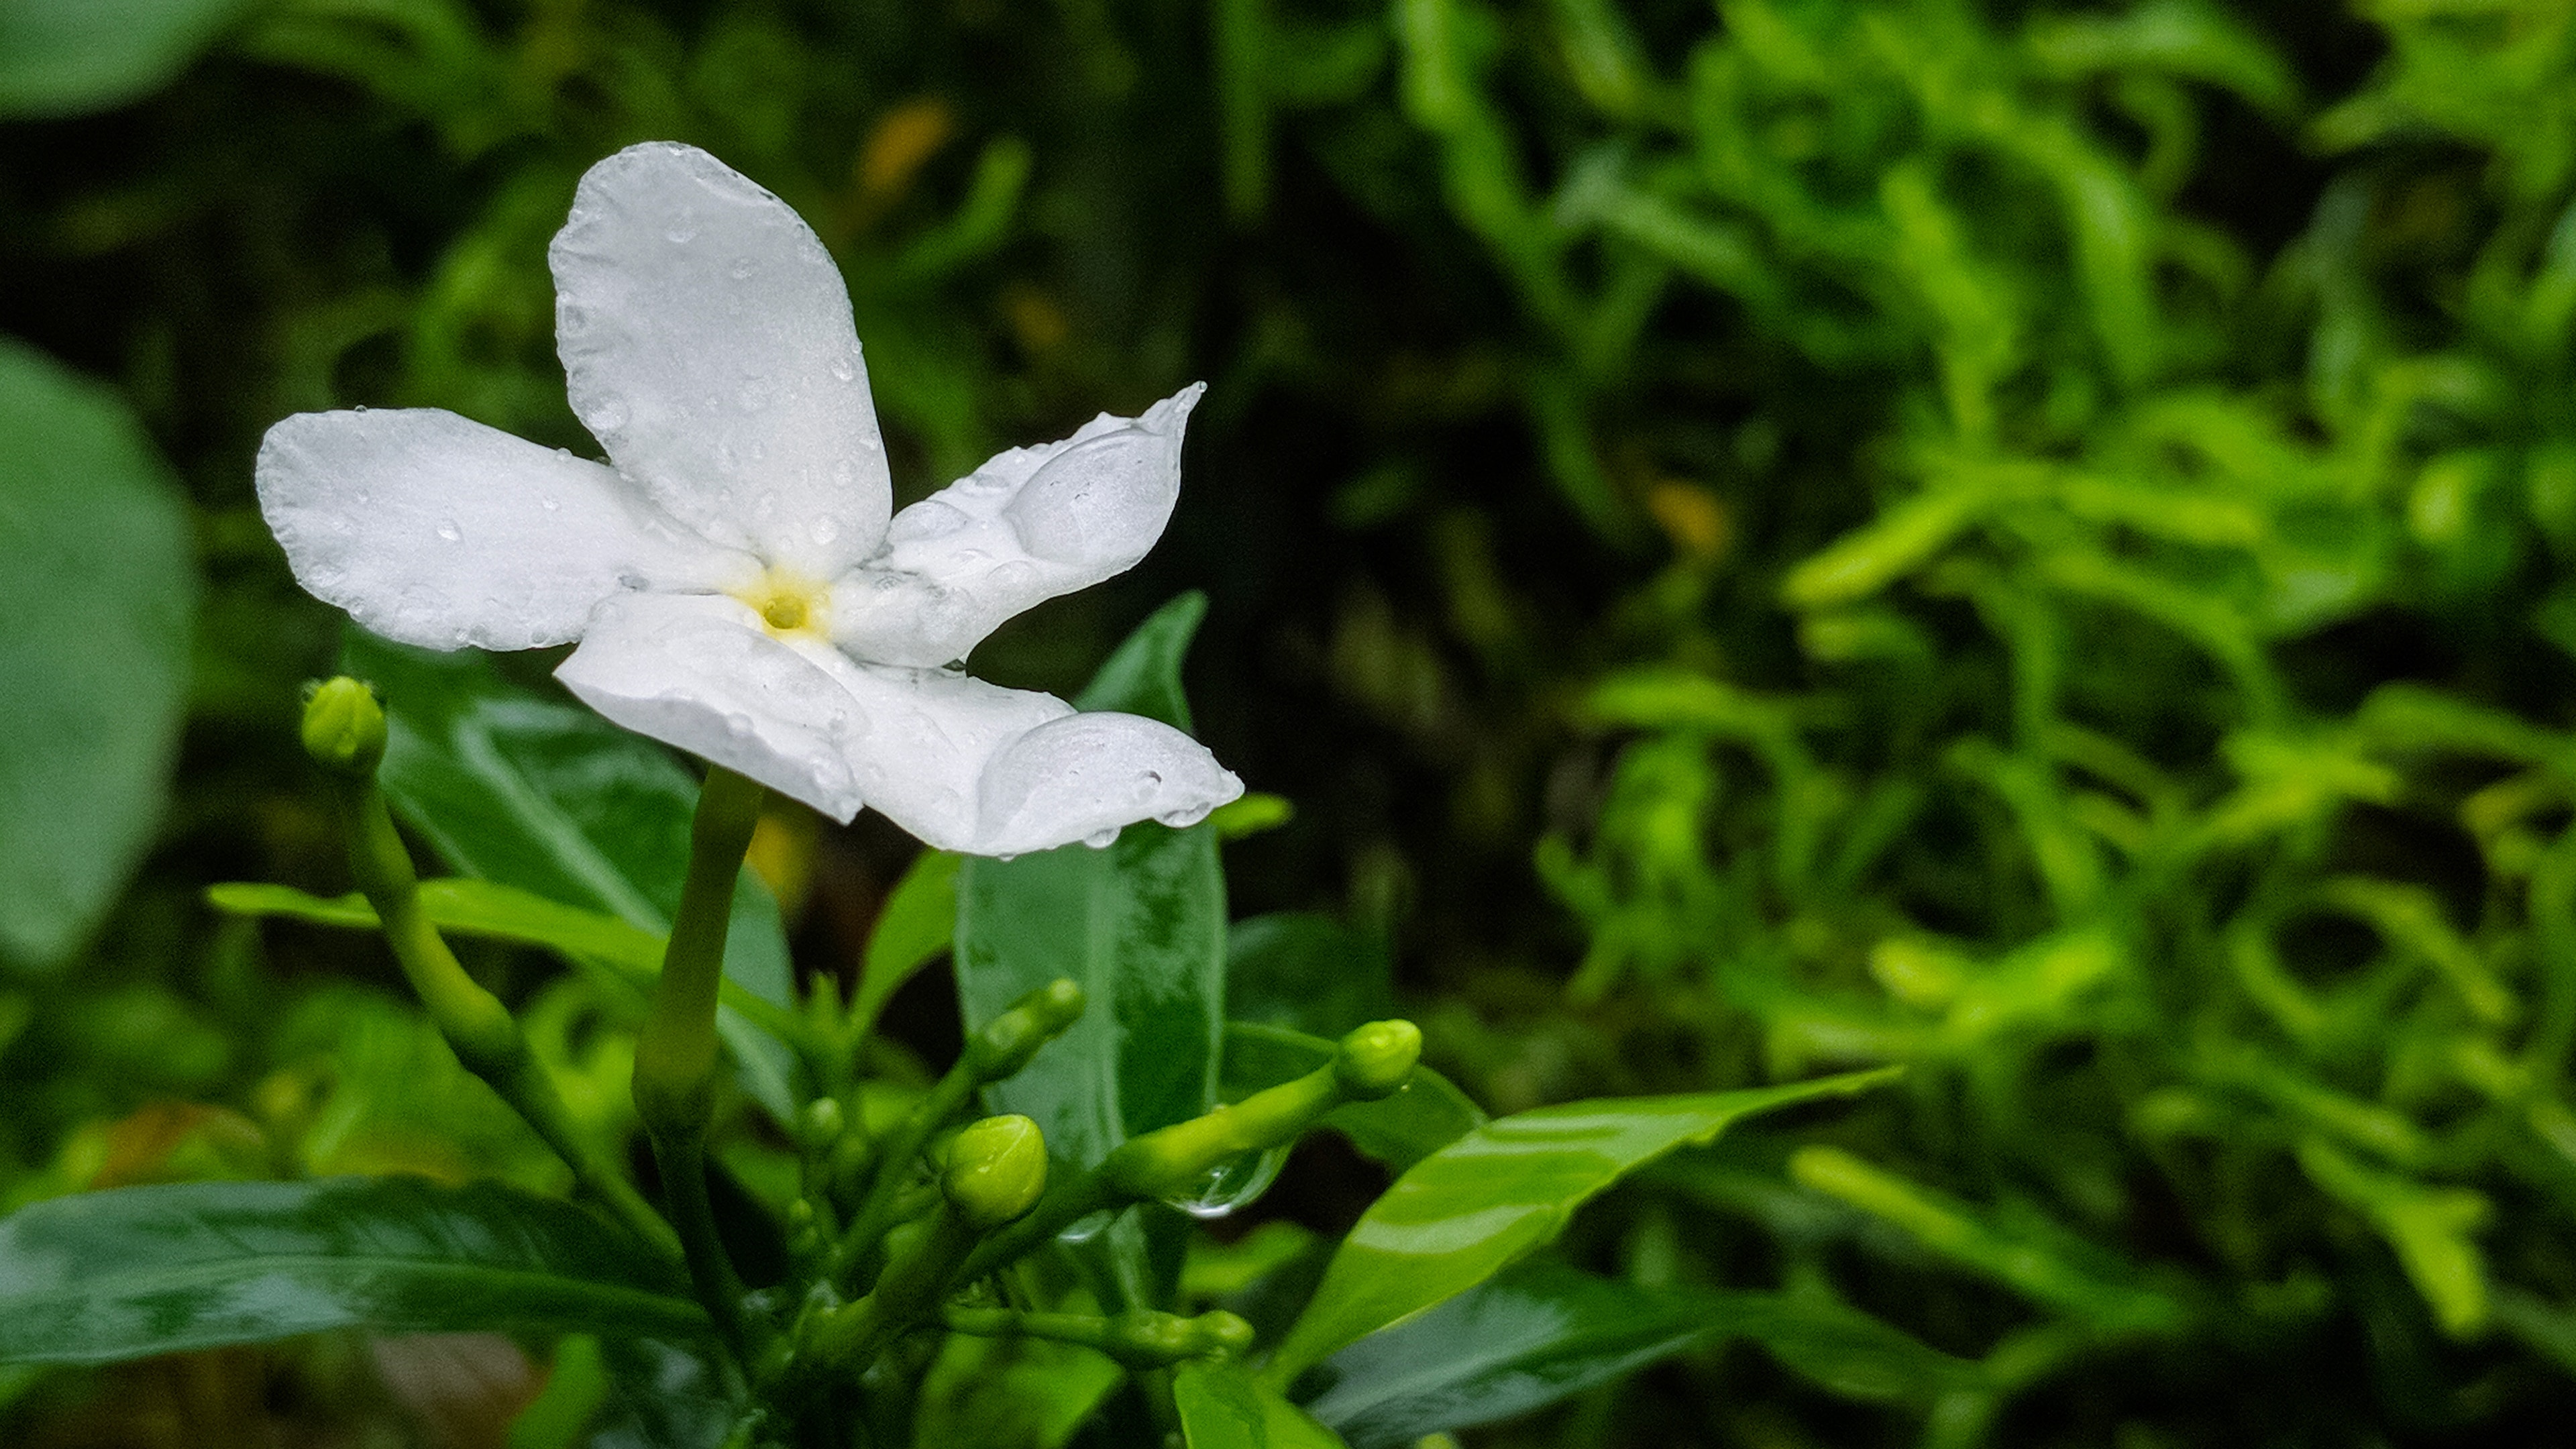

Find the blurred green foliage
[[11, 0, 2576, 1444]]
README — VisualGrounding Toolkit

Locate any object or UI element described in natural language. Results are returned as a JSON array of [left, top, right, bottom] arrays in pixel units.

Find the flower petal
[[823, 665, 1077, 852], [972, 712, 1244, 857], [555, 593, 874, 821], [551, 142, 890, 578], [256, 409, 742, 651], [828, 385, 1203, 667]]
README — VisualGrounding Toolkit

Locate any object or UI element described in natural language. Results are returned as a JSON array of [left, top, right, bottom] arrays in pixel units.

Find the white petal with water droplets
[[973, 711, 1244, 858], [256, 409, 745, 651], [828, 385, 1203, 667], [810, 662, 1076, 851], [554, 592, 873, 820], [551, 142, 890, 578]]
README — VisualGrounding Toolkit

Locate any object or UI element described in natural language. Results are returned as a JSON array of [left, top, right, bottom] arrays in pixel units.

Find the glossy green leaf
[[0, 1177, 705, 1364], [205, 878, 807, 1046], [0, 0, 252, 116], [1228, 914, 1396, 1039], [957, 594, 1228, 1171], [1221, 1022, 1485, 1173], [1297, 1261, 1718, 1446], [856, 849, 961, 1036], [340, 633, 800, 1120], [1270, 1069, 1898, 1378], [0, 339, 194, 969], [1175, 1358, 1346, 1449]]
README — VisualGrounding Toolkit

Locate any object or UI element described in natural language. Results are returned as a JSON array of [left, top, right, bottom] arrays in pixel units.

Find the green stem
[[939, 1307, 1252, 1368], [332, 776, 674, 1252], [633, 765, 768, 1351]]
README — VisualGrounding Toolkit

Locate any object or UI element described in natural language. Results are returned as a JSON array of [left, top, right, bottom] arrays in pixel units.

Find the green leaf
[[912, 1327, 1122, 1449], [1297, 1262, 1721, 1447], [205, 879, 807, 1046], [1228, 914, 1396, 1039], [856, 849, 962, 1036], [509, 1334, 610, 1449], [1220, 1022, 1484, 1173], [1175, 1358, 1346, 1449], [339, 633, 801, 1122], [0, 339, 195, 969], [0, 1177, 706, 1364], [1269, 1069, 1899, 1378], [0, 0, 252, 116], [957, 594, 1228, 1171]]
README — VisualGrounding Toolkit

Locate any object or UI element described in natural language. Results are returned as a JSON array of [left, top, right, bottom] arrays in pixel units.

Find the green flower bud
[[301, 676, 388, 777], [964, 978, 1087, 1081], [797, 1097, 845, 1154], [941, 1114, 1049, 1228], [1334, 1019, 1422, 1099]]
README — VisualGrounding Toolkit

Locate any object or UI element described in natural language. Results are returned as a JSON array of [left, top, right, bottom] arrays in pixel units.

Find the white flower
[[256, 142, 1241, 856]]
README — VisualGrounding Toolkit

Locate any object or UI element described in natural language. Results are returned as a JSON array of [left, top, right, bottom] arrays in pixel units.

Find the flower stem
[[309, 683, 672, 1253], [633, 765, 767, 1350], [947, 1020, 1421, 1287]]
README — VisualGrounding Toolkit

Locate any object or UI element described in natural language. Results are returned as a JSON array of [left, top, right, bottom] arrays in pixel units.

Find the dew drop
[[435, 519, 463, 543], [540, 496, 561, 512], [726, 712, 755, 738], [1055, 1208, 1111, 1243], [1161, 1148, 1289, 1221], [666, 226, 698, 244], [829, 356, 857, 382], [1157, 802, 1214, 828], [1083, 826, 1122, 850], [809, 517, 841, 546]]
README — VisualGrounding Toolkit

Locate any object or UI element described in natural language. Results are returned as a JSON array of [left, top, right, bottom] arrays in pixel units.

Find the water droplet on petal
[[1158, 802, 1214, 828], [887, 500, 971, 545], [435, 519, 462, 542], [725, 712, 755, 739], [667, 226, 697, 244], [730, 257, 755, 280], [1083, 826, 1122, 849], [829, 356, 857, 382], [809, 517, 841, 545], [540, 496, 561, 512]]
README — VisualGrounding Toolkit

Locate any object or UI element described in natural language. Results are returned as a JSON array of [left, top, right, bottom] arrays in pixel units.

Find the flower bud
[[798, 1097, 845, 1154], [301, 676, 388, 777], [1334, 1019, 1422, 1100], [941, 1114, 1049, 1228], [964, 979, 1086, 1082]]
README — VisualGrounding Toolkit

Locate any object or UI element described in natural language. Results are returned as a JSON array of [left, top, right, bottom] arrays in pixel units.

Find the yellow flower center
[[736, 569, 827, 639]]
